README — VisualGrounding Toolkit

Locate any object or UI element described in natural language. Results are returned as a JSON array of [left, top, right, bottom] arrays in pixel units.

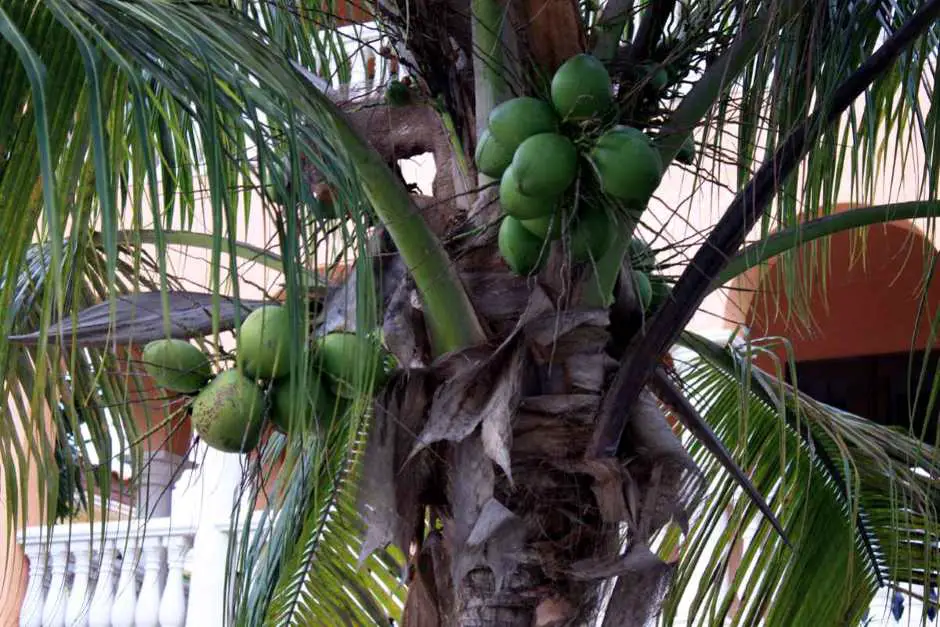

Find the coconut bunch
[[475, 54, 664, 276], [141, 305, 389, 454]]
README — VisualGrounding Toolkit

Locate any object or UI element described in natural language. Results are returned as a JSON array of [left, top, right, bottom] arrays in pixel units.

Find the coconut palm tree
[[5, 0, 940, 624]]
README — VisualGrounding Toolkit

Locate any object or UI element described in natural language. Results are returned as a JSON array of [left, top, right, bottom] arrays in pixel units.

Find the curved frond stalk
[[116, 230, 319, 284], [715, 201, 940, 286], [323, 109, 487, 354]]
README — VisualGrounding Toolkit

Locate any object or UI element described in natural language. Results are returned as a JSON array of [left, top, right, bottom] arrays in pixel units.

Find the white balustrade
[[158, 535, 190, 627], [19, 520, 195, 627], [41, 542, 69, 626], [19, 544, 45, 627], [111, 538, 139, 627], [135, 537, 165, 627], [65, 543, 92, 627], [88, 540, 117, 627]]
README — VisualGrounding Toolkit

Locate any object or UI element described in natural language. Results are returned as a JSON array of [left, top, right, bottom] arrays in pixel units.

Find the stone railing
[[19, 518, 193, 627]]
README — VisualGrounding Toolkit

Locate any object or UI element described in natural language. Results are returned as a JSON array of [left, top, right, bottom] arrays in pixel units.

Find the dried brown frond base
[[359, 230, 701, 625]]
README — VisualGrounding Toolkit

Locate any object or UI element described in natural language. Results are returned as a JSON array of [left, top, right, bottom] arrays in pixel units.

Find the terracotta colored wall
[[0, 525, 27, 626], [732, 221, 940, 363], [116, 345, 193, 457], [331, 0, 372, 25]]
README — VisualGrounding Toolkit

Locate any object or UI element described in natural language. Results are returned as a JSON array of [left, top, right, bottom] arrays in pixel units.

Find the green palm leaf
[[0, 238, 172, 533], [250, 413, 406, 626], [659, 331, 940, 626]]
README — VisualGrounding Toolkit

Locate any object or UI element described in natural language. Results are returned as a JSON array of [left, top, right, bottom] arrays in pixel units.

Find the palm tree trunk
[[352, 6, 699, 622], [362, 235, 696, 625]]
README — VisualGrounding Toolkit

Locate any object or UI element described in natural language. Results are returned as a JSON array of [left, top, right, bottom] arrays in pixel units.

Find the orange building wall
[[729, 219, 940, 363]]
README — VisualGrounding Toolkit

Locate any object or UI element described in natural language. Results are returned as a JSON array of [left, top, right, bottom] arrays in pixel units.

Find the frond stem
[[715, 201, 940, 286]]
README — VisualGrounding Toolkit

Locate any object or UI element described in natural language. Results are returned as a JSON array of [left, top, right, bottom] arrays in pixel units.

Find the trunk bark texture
[[345, 5, 700, 623]]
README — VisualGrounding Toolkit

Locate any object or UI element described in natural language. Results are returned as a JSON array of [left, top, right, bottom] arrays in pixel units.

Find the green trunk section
[[472, 0, 514, 189], [328, 115, 486, 355]]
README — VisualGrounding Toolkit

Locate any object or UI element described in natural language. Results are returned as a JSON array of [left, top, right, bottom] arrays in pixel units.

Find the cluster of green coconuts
[[141, 306, 386, 454], [475, 54, 666, 277]]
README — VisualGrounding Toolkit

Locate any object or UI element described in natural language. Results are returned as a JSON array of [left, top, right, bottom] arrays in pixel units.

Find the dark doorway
[[792, 351, 940, 438]]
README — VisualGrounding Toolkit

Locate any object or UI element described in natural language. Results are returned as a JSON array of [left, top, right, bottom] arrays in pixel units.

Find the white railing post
[[65, 543, 92, 627], [88, 540, 117, 627], [135, 536, 164, 627], [136, 452, 187, 520], [41, 542, 69, 626], [182, 447, 242, 627], [158, 534, 190, 627], [111, 538, 139, 627], [19, 543, 46, 627]]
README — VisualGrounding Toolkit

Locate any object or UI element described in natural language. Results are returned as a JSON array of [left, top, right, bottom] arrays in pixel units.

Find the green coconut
[[142, 339, 212, 393], [628, 237, 656, 272], [570, 206, 615, 263], [317, 332, 386, 398], [475, 129, 514, 178], [551, 54, 613, 121], [384, 79, 412, 106], [487, 97, 558, 151], [676, 137, 695, 165], [499, 166, 557, 220], [520, 209, 564, 240], [272, 367, 339, 433], [590, 126, 663, 205], [640, 63, 669, 92], [191, 370, 265, 453], [648, 276, 673, 311], [632, 270, 653, 311], [511, 133, 578, 198], [237, 305, 293, 380], [499, 216, 547, 275]]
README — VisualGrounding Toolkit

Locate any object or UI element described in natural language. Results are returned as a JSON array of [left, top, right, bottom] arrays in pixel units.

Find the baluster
[[157, 536, 190, 627], [41, 543, 69, 626], [110, 539, 139, 627], [134, 537, 164, 627], [88, 541, 117, 627], [19, 544, 46, 627], [65, 543, 92, 627]]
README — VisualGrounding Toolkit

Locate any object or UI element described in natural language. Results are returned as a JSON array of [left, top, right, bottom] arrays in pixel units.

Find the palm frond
[[617, 0, 940, 327], [658, 331, 940, 626], [0, 3, 398, 617], [0, 238, 171, 537], [250, 405, 406, 626]]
